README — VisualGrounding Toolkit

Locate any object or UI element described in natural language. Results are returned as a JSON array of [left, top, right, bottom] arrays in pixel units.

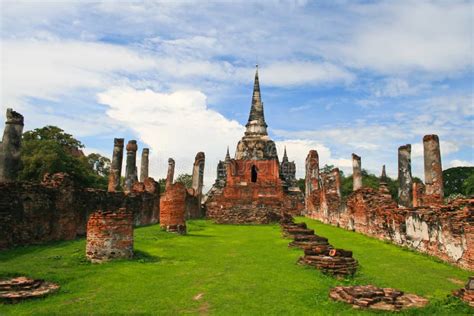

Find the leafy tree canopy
[[443, 166, 474, 197], [19, 126, 110, 189], [175, 173, 193, 189]]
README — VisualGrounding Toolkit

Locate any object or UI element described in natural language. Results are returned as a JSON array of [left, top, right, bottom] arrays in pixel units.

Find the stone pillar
[[332, 168, 342, 198], [166, 158, 175, 190], [379, 165, 390, 196], [352, 153, 362, 191], [0, 108, 24, 182], [305, 150, 319, 197], [191, 152, 205, 199], [124, 140, 138, 192], [423, 134, 444, 203], [86, 209, 134, 263], [107, 138, 124, 192], [140, 148, 149, 182], [398, 144, 413, 207]]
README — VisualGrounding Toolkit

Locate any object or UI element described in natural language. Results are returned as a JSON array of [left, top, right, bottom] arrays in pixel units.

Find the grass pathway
[[0, 218, 471, 315]]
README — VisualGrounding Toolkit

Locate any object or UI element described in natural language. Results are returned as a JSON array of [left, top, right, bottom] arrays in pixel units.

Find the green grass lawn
[[0, 218, 471, 315]]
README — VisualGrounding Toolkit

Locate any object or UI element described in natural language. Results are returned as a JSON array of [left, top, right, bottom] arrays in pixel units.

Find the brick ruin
[[305, 135, 473, 270], [454, 276, 474, 307], [0, 114, 160, 249], [280, 215, 358, 277], [0, 277, 60, 304], [329, 285, 429, 311], [205, 66, 304, 223], [86, 209, 134, 263], [158, 153, 205, 234]]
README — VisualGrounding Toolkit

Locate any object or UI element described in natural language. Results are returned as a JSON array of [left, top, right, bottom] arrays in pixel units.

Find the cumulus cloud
[[97, 86, 244, 188], [449, 159, 474, 168]]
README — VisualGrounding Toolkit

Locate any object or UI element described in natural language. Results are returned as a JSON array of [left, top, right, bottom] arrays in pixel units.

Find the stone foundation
[[0, 277, 60, 304], [329, 285, 429, 311], [0, 173, 159, 250], [86, 209, 134, 263]]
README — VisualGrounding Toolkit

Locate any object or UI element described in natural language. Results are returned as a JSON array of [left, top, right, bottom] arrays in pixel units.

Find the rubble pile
[[329, 285, 429, 311], [453, 277, 474, 307]]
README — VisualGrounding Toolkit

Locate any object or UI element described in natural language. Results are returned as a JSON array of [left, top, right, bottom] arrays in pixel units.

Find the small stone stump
[[329, 285, 429, 311], [86, 209, 134, 263], [454, 276, 474, 307], [298, 247, 358, 277], [0, 277, 60, 303]]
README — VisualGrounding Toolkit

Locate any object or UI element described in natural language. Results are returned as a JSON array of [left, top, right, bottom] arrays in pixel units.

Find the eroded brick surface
[[86, 209, 133, 263], [160, 182, 187, 234], [0, 277, 60, 304]]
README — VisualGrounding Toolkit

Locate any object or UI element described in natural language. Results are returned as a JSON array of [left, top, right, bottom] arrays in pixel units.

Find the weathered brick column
[[423, 134, 444, 204], [352, 153, 362, 191], [140, 148, 149, 182], [160, 182, 187, 234], [191, 152, 205, 199], [398, 144, 413, 207], [124, 140, 138, 192], [86, 209, 134, 263], [305, 150, 320, 197], [412, 182, 425, 207], [0, 109, 24, 182], [108, 138, 124, 192], [165, 158, 175, 190]]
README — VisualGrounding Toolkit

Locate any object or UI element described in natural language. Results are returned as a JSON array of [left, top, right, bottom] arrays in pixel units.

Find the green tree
[[19, 126, 110, 189], [175, 173, 193, 189], [296, 178, 305, 193], [462, 173, 474, 196], [443, 167, 474, 196]]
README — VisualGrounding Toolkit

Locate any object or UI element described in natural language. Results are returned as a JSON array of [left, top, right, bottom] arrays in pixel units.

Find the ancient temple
[[205, 67, 304, 223]]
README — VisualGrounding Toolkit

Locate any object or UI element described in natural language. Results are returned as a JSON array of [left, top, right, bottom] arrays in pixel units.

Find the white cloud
[[275, 139, 352, 178], [449, 159, 474, 168], [1, 39, 156, 106], [321, 1, 473, 75], [97, 86, 244, 188]]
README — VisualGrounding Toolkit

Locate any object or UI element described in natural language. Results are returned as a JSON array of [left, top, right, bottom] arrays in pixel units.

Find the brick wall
[[0, 173, 159, 250]]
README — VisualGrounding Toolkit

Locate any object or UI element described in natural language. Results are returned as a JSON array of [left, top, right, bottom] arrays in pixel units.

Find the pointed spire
[[225, 146, 231, 162], [282, 146, 288, 162], [381, 165, 387, 182], [245, 65, 268, 137]]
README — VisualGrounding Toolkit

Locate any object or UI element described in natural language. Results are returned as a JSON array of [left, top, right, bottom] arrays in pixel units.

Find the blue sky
[[1, 0, 473, 188]]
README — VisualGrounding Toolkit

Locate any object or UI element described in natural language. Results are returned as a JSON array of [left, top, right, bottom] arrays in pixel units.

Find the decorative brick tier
[[86, 209, 134, 263], [298, 252, 358, 277], [0, 277, 60, 303], [329, 285, 429, 311], [288, 234, 329, 249], [159, 182, 187, 234]]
